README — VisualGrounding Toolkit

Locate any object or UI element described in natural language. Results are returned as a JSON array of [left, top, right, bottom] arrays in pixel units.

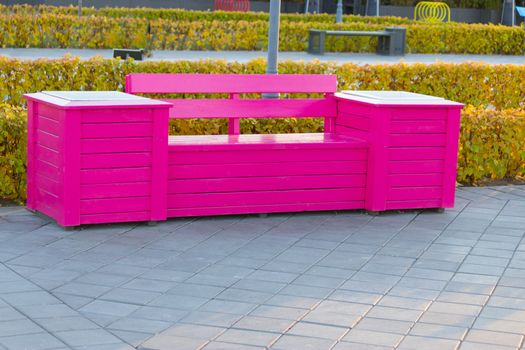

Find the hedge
[[2, 57, 524, 109], [1, 13, 524, 55], [2, 102, 523, 203], [0, 4, 415, 24]]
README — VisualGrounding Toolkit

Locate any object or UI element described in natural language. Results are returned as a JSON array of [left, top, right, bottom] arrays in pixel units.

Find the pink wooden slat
[[165, 98, 337, 119], [169, 149, 368, 165], [35, 144, 60, 166], [389, 134, 446, 147], [334, 125, 371, 141], [34, 187, 60, 219], [169, 161, 368, 179], [81, 167, 152, 184], [442, 107, 462, 208], [126, 74, 337, 94], [81, 108, 152, 123], [81, 152, 151, 169], [168, 201, 364, 218], [81, 212, 151, 225], [389, 147, 446, 161], [81, 137, 152, 154], [168, 188, 366, 208], [385, 199, 443, 210], [35, 159, 59, 181], [80, 197, 150, 215], [81, 122, 152, 138], [60, 108, 81, 226], [168, 174, 367, 194], [35, 129, 60, 151], [168, 133, 367, 151], [388, 186, 443, 201], [37, 115, 59, 136], [337, 101, 372, 117], [26, 100, 37, 210], [336, 113, 371, 132], [35, 173, 60, 196], [389, 160, 445, 174], [81, 182, 151, 199], [388, 174, 443, 187], [390, 120, 446, 133], [37, 104, 60, 121], [150, 107, 169, 221], [391, 108, 447, 120]]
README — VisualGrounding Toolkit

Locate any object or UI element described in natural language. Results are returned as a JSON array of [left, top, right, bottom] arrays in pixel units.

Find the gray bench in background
[[308, 27, 406, 56]]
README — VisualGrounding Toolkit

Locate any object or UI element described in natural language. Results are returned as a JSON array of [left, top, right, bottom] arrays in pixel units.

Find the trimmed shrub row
[[2, 57, 524, 109], [0, 13, 524, 54]]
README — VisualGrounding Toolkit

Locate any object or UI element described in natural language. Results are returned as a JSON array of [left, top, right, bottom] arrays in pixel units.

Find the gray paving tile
[[459, 341, 516, 350], [216, 329, 279, 346], [130, 306, 188, 323], [108, 317, 172, 334], [161, 323, 225, 339], [54, 329, 123, 347], [200, 299, 257, 315], [464, 329, 523, 347], [181, 311, 242, 327], [216, 288, 273, 304], [398, 335, 459, 350], [0, 319, 44, 337], [409, 323, 468, 340], [377, 296, 431, 311], [365, 306, 423, 322], [352, 317, 412, 335], [288, 321, 348, 340], [418, 312, 476, 328], [0, 332, 66, 350], [79, 300, 139, 317], [332, 342, 391, 350], [427, 302, 482, 316], [343, 329, 403, 347], [100, 288, 162, 305], [250, 305, 307, 321], [33, 316, 98, 332], [139, 335, 207, 350], [148, 294, 209, 310], [203, 341, 263, 349], [53, 282, 111, 298], [328, 290, 382, 305], [473, 317, 525, 334], [270, 334, 335, 350]]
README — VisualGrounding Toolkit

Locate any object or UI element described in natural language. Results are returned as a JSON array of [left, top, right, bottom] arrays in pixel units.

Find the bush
[[0, 12, 523, 55], [2, 57, 524, 109]]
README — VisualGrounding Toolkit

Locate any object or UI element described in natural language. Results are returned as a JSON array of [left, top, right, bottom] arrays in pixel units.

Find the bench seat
[[168, 132, 369, 151], [167, 132, 370, 218]]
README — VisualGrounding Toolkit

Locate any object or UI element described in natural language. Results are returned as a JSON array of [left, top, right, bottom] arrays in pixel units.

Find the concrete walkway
[[1, 48, 524, 65], [0, 186, 525, 349]]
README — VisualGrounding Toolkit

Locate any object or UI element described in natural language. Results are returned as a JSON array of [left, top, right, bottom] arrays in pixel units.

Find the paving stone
[[409, 323, 468, 340], [398, 335, 459, 350], [0, 307, 25, 322], [203, 341, 263, 349], [121, 278, 177, 293], [108, 317, 172, 334], [288, 322, 348, 340], [54, 329, 123, 347], [332, 342, 391, 350], [139, 335, 207, 350], [270, 334, 335, 350], [33, 316, 98, 332], [0, 332, 66, 350], [365, 306, 423, 322], [0, 319, 44, 337], [148, 294, 209, 310], [314, 300, 372, 316], [459, 341, 516, 350], [427, 301, 482, 317], [437, 291, 489, 306], [53, 282, 112, 298], [279, 284, 333, 299], [378, 296, 431, 311], [355, 318, 413, 335], [199, 300, 257, 315], [130, 306, 188, 323], [17, 304, 78, 319], [181, 311, 242, 328], [216, 288, 273, 304], [473, 317, 525, 334], [216, 329, 280, 347], [250, 305, 308, 321], [161, 323, 225, 339], [328, 290, 382, 305], [109, 329, 153, 348], [343, 329, 403, 347], [79, 300, 139, 317], [463, 329, 523, 347], [100, 288, 162, 305], [265, 295, 319, 310]]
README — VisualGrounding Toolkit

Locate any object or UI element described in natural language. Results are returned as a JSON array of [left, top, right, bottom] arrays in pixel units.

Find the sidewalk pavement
[[1, 48, 524, 65], [0, 185, 524, 349]]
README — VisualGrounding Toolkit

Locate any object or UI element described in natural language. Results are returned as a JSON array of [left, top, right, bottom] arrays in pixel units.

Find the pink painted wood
[[25, 75, 464, 227], [24, 92, 171, 227]]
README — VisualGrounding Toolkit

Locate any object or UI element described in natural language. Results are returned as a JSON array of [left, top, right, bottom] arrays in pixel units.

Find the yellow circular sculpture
[[414, 1, 451, 23]]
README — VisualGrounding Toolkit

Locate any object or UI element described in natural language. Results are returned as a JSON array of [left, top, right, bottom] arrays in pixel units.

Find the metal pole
[[336, 0, 343, 22], [78, 0, 82, 18], [265, 0, 281, 98], [305, 0, 310, 13]]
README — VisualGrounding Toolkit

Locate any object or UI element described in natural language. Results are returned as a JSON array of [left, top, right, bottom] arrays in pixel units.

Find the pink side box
[[24, 91, 172, 227], [334, 91, 464, 211]]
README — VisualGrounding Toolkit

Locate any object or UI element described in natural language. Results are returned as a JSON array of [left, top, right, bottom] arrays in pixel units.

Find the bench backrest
[[125, 74, 338, 134]]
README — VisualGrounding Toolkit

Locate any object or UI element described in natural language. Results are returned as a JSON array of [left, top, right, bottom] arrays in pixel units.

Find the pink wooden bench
[[25, 74, 463, 227]]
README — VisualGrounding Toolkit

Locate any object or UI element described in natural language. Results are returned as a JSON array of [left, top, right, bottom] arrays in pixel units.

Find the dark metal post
[[336, 0, 343, 23], [78, 0, 82, 18]]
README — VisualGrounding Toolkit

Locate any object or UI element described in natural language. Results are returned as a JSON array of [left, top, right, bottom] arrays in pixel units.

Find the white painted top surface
[[42, 91, 146, 101], [335, 90, 464, 106]]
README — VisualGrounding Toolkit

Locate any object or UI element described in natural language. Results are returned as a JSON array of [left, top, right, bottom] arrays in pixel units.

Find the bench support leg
[[308, 31, 325, 55]]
